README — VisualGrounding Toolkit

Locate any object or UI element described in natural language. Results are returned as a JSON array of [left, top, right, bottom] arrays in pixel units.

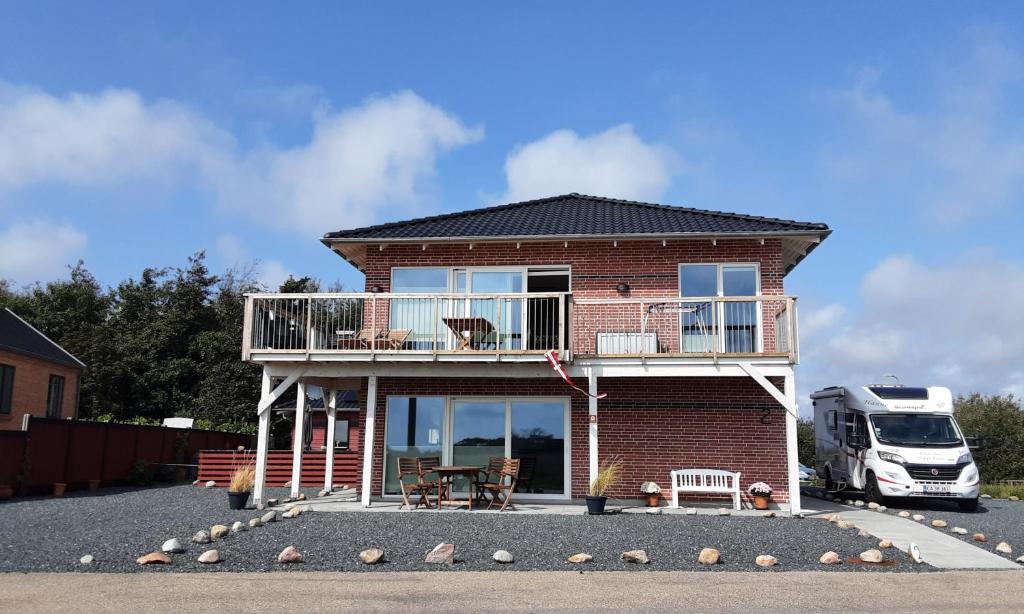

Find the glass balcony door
[[679, 263, 760, 353], [382, 396, 445, 495], [453, 269, 525, 350]]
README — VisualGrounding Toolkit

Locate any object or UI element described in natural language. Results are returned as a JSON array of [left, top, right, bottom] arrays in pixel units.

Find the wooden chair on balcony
[[382, 328, 412, 350], [397, 457, 440, 510], [477, 458, 521, 511]]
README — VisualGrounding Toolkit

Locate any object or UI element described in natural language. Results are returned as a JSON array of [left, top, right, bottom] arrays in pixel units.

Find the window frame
[[0, 363, 14, 415], [46, 374, 65, 419], [678, 262, 763, 353]]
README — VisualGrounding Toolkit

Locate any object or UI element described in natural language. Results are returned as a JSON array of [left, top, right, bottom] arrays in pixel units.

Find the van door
[[815, 396, 846, 484], [844, 411, 870, 488]]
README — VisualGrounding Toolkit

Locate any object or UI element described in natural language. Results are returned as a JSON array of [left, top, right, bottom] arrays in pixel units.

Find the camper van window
[[870, 414, 962, 447], [826, 410, 838, 431], [846, 413, 870, 448]]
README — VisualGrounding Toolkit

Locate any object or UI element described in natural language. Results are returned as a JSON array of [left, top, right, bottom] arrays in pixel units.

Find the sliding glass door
[[679, 263, 760, 353], [382, 396, 570, 498]]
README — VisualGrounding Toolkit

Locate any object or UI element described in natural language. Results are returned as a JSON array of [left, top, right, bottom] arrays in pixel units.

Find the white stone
[[685, 508, 698, 515], [898, 511, 911, 518], [996, 542, 1013, 554], [192, 530, 211, 544], [912, 514, 926, 522], [980, 494, 992, 499], [867, 502, 880, 510], [646, 507, 663, 515], [621, 549, 649, 564], [230, 521, 245, 533], [261, 511, 277, 524], [717, 508, 730, 516], [198, 549, 220, 564], [859, 549, 883, 563], [845, 499, 854, 505], [492, 550, 514, 563], [1016, 555, 1024, 564], [79, 554, 94, 565], [162, 538, 185, 553], [878, 506, 887, 512], [908, 542, 923, 563], [204, 480, 216, 488], [755, 554, 778, 567], [952, 527, 967, 535], [249, 518, 262, 528], [854, 500, 865, 507]]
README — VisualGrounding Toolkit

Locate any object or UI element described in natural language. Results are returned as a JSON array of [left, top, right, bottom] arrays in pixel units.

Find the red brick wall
[[355, 375, 789, 504], [358, 239, 787, 353], [0, 349, 81, 431]]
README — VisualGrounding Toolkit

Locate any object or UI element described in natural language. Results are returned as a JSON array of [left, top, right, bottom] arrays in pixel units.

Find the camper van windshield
[[870, 414, 963, 447]]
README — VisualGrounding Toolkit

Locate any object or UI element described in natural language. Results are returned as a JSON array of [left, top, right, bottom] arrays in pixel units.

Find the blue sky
[[2, 3, 1023, 409]]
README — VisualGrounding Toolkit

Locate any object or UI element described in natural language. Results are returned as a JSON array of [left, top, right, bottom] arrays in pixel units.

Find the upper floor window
[[391, 268, 449, 293], [679, 263, 760, 353], [0, 364, 13, 414], [46, 374, 65, 419]]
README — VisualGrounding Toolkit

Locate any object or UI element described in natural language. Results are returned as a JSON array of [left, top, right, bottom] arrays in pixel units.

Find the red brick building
[[242, 194, 830, 514], [0, 308, 85, 431]]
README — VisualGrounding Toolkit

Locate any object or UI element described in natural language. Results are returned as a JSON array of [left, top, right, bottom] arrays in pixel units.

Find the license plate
[[922, 485, 951, 494]]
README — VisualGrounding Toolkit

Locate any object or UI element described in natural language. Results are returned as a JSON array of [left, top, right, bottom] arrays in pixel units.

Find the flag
[[544, 350, 607, 399]]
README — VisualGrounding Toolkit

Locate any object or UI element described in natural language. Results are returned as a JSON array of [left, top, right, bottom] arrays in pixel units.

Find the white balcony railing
[[242, 292, 567, 360], [242, 293, 798, 363], [569, 295, 798, 362]]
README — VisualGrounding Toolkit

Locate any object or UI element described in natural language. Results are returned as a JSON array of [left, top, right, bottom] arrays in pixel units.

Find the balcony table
[[441, 317, 496, 350]]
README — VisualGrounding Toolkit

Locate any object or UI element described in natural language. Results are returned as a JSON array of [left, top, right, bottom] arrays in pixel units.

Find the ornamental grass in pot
[[747, 482, 773, 510], [640, 481, 662, 507], [227, 464, 255, 510], [586, 457, 623, 514]]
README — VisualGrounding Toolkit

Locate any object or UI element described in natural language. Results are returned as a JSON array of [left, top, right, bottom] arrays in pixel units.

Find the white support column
[[324, 388, 337, 493], [360, 376, 378, 507], [784, 371, 802, 516], [253, 368, 271, 509], [290, 380, 307, 498], [588, 371, 599, 489]]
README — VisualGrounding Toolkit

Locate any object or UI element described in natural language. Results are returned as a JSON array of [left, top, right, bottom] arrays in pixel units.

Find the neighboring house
[[242, 193, 830, 514], [0, 308, 86, 430]]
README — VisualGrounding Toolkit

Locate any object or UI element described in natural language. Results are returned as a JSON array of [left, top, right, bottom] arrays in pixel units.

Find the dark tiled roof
[[323, 193, 829, 240], [0, 308, 85, 369]]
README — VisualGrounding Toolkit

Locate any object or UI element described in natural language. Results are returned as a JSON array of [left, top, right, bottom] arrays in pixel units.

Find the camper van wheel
[[864, 472, 885, 505], [957, 498, 979, 512]]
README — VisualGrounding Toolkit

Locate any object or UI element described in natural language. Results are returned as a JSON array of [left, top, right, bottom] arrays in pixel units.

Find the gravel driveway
[[0, 485, 933, 573], [805, 488, 1024, 563]]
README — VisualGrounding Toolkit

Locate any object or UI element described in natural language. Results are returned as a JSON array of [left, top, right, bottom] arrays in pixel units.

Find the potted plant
[[88, 479, 101, 492], [586, 457, 623, 515], [227, 464, 255, 510], [748, 482, 773, 510], [53, 482, 67, 497], [640, 481, 661, 507]]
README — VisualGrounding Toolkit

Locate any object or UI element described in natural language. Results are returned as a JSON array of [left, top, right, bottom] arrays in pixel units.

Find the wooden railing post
[[241, 295, 253, 360], [558, 293, 566, 357]]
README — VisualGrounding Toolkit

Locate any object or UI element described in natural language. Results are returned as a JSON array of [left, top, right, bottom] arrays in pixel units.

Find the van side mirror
[[965, 436, 983, 450], [848, 434, 868, 450]]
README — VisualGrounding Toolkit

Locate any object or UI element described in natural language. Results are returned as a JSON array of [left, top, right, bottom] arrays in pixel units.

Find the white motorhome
[[812, 384, 980, 511]]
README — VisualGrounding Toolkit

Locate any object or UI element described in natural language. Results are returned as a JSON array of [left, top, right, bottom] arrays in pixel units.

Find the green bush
[[955, 394, 1024, 482], [979, 483, 1024, 499]]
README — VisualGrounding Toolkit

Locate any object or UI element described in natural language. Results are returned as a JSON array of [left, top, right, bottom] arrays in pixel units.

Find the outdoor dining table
[[433, 465, 483, 510]]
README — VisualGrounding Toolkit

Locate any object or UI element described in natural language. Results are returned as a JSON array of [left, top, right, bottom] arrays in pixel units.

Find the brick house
[[242, 193, 830, 514], [0, 308, 85, 431]]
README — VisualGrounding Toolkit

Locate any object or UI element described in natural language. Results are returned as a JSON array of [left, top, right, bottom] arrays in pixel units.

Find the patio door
[[448, 398, 569, 497], [453, 269, 525, 350]]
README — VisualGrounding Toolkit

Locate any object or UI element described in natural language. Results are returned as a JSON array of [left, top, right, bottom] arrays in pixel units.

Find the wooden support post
[[290, 380, 307, 498], [324, 388, 337, 493], [588, 371, 599, 490], [253, 369, 271, 509], [361, 376, 378, 507]]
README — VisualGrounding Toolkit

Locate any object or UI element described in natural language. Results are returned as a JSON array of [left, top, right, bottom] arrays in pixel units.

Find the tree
[[797, 419, 815, 467], [954, 393, 1024, 482]]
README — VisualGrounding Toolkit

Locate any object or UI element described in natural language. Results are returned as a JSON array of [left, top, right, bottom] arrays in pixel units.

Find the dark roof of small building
[[0, 308, 86, 369], [323, 193, 829, 240]]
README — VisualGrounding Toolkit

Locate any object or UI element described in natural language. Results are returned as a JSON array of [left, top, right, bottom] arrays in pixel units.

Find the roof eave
[[321, 229, 829, 245]]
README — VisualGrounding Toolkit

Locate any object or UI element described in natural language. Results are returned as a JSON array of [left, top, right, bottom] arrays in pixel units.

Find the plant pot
[[0, 484, 12, 500], [752, 495, 770, 510], [585, 495, 607, 515], [88, 479, 101, 492], [228, 490, 251, 510], [644, 493, 661, 507], [53, 482, 67, 497]]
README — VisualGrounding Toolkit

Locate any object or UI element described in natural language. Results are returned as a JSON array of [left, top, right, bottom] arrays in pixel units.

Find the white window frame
[[678, 262, 763, 353], [381, 394, 572, 501]]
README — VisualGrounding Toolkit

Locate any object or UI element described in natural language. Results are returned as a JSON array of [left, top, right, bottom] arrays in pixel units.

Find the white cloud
[[0, 84, 483, 237], [220, 90, 483, 235], [798, 252, 1024, 415], [215, 233, 292, 290], [826, 34, 1024, 223], [800, 303, 846, 338], [0, 220, 87, 284], [0, 82, 230, 189], [500, 124, 679, 203]]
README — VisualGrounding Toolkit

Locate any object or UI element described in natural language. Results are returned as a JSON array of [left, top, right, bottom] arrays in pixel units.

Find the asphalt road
[[0, 571, 1019, 613]]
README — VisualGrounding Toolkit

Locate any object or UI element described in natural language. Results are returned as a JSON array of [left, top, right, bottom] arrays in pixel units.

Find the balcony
[[242, 293, 798, 364]]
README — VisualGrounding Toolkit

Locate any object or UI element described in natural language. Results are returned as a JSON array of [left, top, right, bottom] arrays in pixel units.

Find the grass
[[228, 464, 255, 492], [979, 483, 1024, 499], [589, 456, 623, 497]]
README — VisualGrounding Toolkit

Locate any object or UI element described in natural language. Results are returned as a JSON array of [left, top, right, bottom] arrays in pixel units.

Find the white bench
[[670, 469, 742, 510]]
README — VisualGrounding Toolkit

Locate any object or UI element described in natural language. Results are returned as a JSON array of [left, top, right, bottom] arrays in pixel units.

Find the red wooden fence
[[0, 417, 255, 495], [198, 449, 360, 488]]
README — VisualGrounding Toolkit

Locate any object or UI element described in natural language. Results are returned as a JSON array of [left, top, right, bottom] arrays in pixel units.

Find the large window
[[390, 268, 450, 349], [679, 263, 760, 353], [382, 396, 570, 498], [0, 364, 13, 414], [46, 374, 65, 419]]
